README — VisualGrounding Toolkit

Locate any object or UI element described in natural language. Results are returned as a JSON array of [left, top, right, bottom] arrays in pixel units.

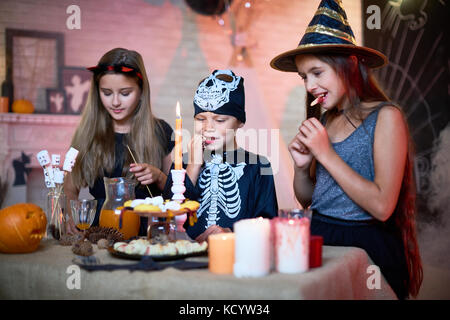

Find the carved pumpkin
[[0, 203, 47, 253], [12, 99, 34, 114]]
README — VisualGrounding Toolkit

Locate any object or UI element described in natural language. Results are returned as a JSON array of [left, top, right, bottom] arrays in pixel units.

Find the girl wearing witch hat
[[271, 0, 422, 299]]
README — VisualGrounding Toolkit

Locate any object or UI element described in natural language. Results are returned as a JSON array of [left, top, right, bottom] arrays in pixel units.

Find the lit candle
[[208, 233, 235, 274], [233, 218, 271, 277], [273, 217, 310, 274], [174, 101, 182, 170]]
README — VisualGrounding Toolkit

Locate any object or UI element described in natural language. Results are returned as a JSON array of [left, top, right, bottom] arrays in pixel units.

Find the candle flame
[[176, 101, 181, 118], [288, 219, 294, 225]]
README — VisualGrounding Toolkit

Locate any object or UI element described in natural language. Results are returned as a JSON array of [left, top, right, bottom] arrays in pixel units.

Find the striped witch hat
[[270, 0, 387, 72]]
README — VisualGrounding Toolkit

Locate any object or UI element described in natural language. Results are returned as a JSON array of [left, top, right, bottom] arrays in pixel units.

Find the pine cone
[[59, 233, 83, 246], [88, 233, 105, 244], [106, 231, 124, 244], [84, 227, 124, 244], [97, 238, 109, 249], [72, 239, 94, 256]]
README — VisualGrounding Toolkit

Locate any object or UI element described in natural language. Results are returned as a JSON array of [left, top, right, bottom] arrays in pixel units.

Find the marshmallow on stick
[[37, 150, 55, 188], [52, 154, 61, 167], [53, 170, 65, 184], [37, 148, 79, 188], [51, 154, 61, 179], [63, 147, 79, 173]]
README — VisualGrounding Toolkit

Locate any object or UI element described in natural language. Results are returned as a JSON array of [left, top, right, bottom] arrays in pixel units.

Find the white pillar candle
[[233, 218, 271, 278], [273, 217, 310, 274]]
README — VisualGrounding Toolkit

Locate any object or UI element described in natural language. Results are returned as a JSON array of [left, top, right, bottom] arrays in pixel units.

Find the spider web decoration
[[363, 0, 449, 222]]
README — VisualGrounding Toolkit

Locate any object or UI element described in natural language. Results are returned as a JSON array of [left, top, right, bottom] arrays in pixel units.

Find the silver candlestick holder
[[171, 169, 186, 202]]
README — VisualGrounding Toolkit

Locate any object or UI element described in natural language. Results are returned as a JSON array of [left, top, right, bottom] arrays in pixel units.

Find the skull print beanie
[[193, 69, 246, 123]]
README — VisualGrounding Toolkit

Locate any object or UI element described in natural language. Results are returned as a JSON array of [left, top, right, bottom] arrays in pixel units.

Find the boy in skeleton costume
[[164, 69, 278, 242]]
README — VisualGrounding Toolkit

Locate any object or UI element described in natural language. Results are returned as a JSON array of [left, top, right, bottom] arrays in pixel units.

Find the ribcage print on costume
[[197, 154, 245, 229]]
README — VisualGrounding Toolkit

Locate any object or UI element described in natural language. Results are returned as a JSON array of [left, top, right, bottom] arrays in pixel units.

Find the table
[[0, 239, 397, 300]]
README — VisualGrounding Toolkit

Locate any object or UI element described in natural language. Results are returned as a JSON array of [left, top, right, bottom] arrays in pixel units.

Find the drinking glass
[[46, 189, 66, 240], [71, 199, 97, 232]]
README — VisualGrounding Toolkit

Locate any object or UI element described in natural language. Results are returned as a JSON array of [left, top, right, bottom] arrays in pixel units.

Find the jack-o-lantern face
[[0, 203, 47, 253]]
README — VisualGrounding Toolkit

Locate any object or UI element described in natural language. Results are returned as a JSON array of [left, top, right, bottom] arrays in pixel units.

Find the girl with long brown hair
[[270, 0, 422, 299], [65, 48, 174, 235]]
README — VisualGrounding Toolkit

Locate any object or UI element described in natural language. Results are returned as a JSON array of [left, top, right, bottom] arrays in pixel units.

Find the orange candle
[[208, 233, 235, 274], [0, 97, 9, 113], [174, 101, 183, 170]]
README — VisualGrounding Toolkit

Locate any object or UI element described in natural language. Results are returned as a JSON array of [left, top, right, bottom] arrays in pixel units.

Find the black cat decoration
[[12, 152, 32, 186]]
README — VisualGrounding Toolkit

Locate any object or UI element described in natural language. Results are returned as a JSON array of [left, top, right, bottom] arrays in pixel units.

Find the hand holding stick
[[126, 144, 153, 198]]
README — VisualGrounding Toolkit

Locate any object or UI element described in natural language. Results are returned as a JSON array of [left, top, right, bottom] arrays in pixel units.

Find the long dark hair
[[71, 48, 167, 189], [306, 53, 423, 298]]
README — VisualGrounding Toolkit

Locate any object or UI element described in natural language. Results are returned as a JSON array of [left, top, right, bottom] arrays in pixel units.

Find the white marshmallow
[[63, 147, 79, 172], [164, 201, 181, 211], [53, 170, 65, 184], [37, 150, 51, 167], [131, 199, 146, 207], [150, 196, 164, 206], [51, 154, 61, 166]]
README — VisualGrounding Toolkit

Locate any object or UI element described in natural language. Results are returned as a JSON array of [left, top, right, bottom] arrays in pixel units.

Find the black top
[[90, 119, 174, 233], [163, 148, 278, 240]]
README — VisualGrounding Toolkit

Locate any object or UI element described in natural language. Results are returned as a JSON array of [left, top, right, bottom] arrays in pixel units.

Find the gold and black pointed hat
[[270, 0, 387, 72]]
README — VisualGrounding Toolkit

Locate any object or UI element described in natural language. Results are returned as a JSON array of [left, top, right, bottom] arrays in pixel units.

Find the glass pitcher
[[99, 177, 139, 240]]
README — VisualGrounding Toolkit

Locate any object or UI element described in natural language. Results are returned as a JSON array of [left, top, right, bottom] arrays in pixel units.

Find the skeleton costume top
[[163, 69, 278, 239], [165, 149, 278, 239]]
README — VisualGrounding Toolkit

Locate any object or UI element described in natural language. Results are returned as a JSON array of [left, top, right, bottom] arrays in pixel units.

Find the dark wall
[[362, 0, 449, 223]]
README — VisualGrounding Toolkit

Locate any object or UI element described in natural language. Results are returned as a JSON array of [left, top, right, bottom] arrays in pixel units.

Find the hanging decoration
[[226, 0, 256, 67], [184, 0, 230, 16], [184, 0, 258, 67]]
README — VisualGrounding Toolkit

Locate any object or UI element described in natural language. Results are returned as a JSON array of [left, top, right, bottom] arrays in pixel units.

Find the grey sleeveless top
[[311, 103, 390, 221]]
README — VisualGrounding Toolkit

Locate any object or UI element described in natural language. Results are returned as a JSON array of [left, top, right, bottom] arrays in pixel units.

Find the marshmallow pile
[[113, 239, 208, 256], [120, 196, 181, 214]]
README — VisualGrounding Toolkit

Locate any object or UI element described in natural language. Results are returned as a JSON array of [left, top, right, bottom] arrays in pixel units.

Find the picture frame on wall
[[62, 67, 91, 114], [5, 29, 64, 114], [46, 88, 66, 114]]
